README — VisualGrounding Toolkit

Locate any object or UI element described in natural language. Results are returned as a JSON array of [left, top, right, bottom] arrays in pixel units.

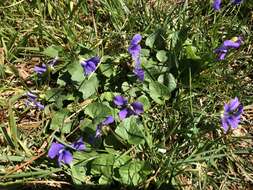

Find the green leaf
[[141, 49, 150, 57], [79, 118, 93, 131], [145, 33, 156, 49], [47, 2, 53, 19], [149, 80, 171, 104], [115, 117, 145, 145], [113, 154, 132, 169], [71, 165, 86, 185], [100, 92, 114, 102], [167, 73, 177, 92], [50, 109, 71, 133], [91, 154, 115, 178], [145, 29, 166, 49], [43, 46, 60, 57], [0, 155, 27, 162], [137, 95, 150, 111], [73, 151, 98, 162], [118, 160, 151, 186], [156, 50, 168, 62], [78, 75, 99, 99], [67, 61, 84, 83], [100, 63, 114, 78], [85, 102, 111, 123], [184, 44, 200, 60], [99, 175, 112, 184]]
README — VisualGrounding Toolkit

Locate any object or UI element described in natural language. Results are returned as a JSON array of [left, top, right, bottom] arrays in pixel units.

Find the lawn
[[0, 0, 253, 189]]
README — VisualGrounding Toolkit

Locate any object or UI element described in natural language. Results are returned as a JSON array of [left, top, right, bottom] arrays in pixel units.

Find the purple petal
[[214, 46, 227, 54], [221, 97, 243, 132], [213, 0, 221, 10], [128, 34, 142, 61], [214, 46, 228, 61], [88, 56, 100, 65], [34, 64, 47, 75], [102, 116, 114, 125], [223, 40, 241, 49], [232, 0, 243, 4], [81, 60, 96, 75], [134, 67, 144, 81], [221, 117, 229, 133], [95, 125, 102, 138], [236, 104, 244, 116], [48, 142, 65, 159], [72, 137, 86, 151], [27, 92, 37, 100], [131, 102, 144, 115], [119, 108, 130, 120], [227, 116, 239, 129], [114, 95, 128, 106], [128, 45, 141, 61], [218, 52, 227, 60], [48, 57, 59, 66], [81, 56, 100, 76], [228, 97, 240, 111], [35, 101, 45, 110], [224, 103, 230, 113], [130, 34, 142, 46], [58, 153, 64, 166], [61, 150, 73, 165]]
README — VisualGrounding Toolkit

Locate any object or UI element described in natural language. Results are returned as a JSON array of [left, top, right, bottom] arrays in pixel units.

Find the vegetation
[[0, 0, 253, 189]]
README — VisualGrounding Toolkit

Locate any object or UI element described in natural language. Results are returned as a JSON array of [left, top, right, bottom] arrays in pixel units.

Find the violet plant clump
[[114, 95, 144, 120], [214, 36, 243, 60], [221, 97, 243, 133]]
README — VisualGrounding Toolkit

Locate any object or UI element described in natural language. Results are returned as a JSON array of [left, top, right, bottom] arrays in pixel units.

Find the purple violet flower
[[48, 142, 73, 166], [213, 0, 221, 10], [102, 115, 114, 125], [26, 92, 45, 110], [95, 126, 103, 139], [221, 97, 243, 133], [128, 34, 145, 81], [114, 95, 128, 106], [114, 95, 144, 120], [34, 57, 58, 75], [213, 0, 242, 11], [128, 34, 142, 61], [214, 36, 243, 60], [80, 56, 100, 76], [71, 137, 86, 151], [232, 0, 243, 4], [134, 67, 144, 81], [95, 116, 114, 138], [34, 64, 47, 75], [27, 92, 37, 100]]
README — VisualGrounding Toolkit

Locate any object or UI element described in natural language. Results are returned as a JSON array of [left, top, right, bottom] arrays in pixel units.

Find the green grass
[[0, 0, 253, 189]]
